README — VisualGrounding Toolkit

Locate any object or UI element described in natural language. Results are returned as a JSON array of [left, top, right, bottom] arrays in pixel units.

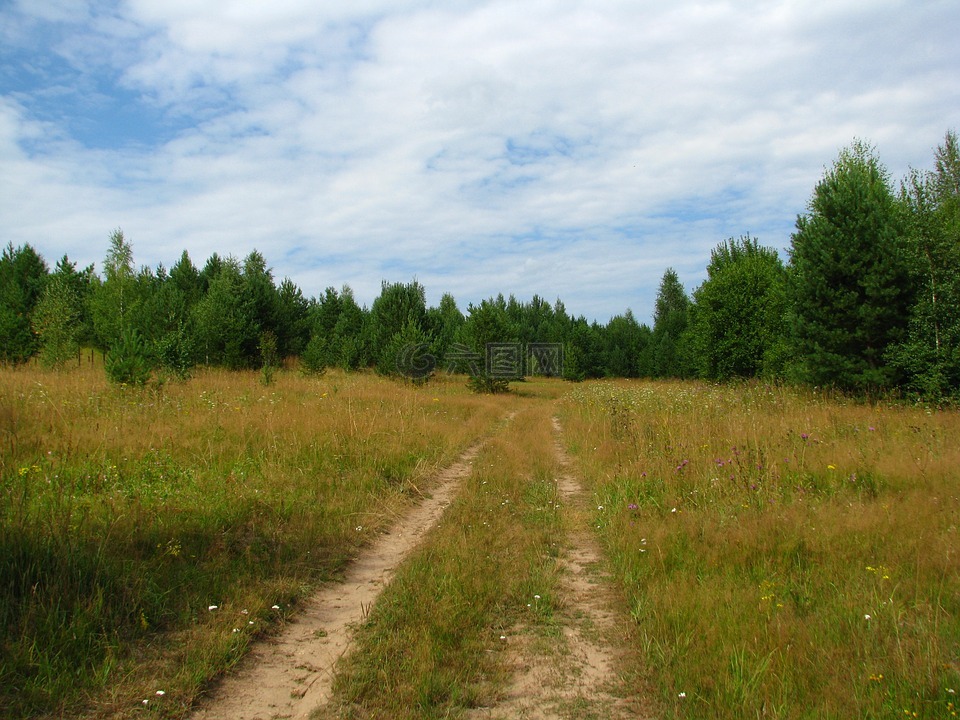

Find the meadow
[[559, 381, 960, 718], [1, 367, 958, 719], [0, 365, 507, 718]]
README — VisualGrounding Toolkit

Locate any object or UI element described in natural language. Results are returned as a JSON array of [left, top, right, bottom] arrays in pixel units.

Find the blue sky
[[2, 0, 958, 323]]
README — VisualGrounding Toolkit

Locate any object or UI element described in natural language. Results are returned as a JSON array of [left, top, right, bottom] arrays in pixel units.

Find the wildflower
[[628, 503, 638, 510], [671, 507, 677, 513], [864, 614, 871, 621], [272, 604, 280, 610], [678, 692, 686, 698], [208, 605, 218, 611], [156, 690, 165, 696], [534, 594, 541, 600], [827, 464, 836, 470]]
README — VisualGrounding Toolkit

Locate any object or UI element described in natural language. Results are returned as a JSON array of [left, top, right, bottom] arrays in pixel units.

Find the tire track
[[189, 440, 487, 720], [469, 415, 650, 719]]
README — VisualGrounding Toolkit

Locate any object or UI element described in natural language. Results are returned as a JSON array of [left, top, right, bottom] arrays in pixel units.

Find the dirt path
[[190, 409, 648, 720], [468, 417, 649, 719], [189, 442, 484, 720]]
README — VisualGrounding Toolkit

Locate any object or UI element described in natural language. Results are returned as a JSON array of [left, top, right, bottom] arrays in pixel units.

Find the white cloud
[[1, 0, 958, 321]]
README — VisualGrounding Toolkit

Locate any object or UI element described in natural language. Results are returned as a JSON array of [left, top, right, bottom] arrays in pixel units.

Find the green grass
[[0, 366, 505, 719], [559, 380, 960, 719], [321, 391, 569, 719], [4, 368, 959, 719]]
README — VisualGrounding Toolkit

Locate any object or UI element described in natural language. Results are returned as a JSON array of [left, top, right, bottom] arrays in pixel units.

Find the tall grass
[[0, 366, 505, 719], [560, 380, 960, 719]]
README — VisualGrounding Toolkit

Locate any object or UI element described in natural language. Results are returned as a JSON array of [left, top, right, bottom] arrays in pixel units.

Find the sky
[[1, 0, 958, 324]]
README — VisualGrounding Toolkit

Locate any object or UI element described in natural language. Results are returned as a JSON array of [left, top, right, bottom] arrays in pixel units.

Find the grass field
[[2, 368, 958, 719], [0, 365, 507, 718], [559, 380, 960, 719]]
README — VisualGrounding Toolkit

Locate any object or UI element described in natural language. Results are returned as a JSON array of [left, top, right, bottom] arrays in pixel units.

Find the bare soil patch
[[189, 442, 484, 720]]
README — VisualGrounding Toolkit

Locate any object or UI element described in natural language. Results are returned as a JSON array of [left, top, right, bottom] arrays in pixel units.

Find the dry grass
[[0, 365, 506, 719], [321, 382, 571, 719], [6, 368, 958, 719], [559, 380, 960, 719]]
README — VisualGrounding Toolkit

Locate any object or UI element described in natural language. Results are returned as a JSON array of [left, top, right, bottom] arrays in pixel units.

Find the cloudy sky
[[2, 1, 958, 323]]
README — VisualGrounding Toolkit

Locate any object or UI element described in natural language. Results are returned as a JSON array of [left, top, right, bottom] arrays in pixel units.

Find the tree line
[[2, 131, 958, 399]]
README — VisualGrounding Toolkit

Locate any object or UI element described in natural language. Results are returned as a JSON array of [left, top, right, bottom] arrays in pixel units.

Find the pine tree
[[650, 268, 693, 378], [787, 141, 912, 392], [0, 243, 48, 364]]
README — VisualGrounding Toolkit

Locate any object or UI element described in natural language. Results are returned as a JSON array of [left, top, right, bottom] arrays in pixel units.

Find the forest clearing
[[1, 366, 958, 719]]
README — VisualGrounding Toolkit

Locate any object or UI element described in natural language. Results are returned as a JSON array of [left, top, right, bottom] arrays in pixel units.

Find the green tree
[[650, 268, 693, 378], [198, 253, 224, 294], [32, 269, 82, 368], [367, 280, 429, 375], [888, 131, 960, 398], [787, 141, 912, 392], [90, 229, 139, 351], [241, 250, 280, 365], [691, 236, 787, 380], [302, 287, 344, 372], [51, 255, 96, 350], [329, 286, 368, 371], [602, 310, 649, 378], [564, 317, 604, 381], [458, 296, 515, 355], [455, 296, 516, 382], [275, 278, 311, 358], [104, 327, 152, 386], [170, 250, 203, 309], [0, 243, 48, 364], [425, 292, 464, 366], [192, 257, 251, 368]]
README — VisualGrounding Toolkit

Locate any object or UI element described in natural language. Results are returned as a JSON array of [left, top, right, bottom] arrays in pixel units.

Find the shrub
[[104, 328, 151, 386]]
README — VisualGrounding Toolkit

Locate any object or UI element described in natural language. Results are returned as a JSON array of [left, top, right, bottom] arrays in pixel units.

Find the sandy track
[[189, 442, 483, 720], [468, 417, 647, 719]]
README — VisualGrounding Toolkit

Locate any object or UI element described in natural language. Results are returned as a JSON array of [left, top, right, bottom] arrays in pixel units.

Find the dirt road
[[189, 443, 483, 720], [190, 408, 648, 720]]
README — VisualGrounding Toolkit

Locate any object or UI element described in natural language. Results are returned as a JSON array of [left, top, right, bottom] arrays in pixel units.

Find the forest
[[2, 132, 958, 399]]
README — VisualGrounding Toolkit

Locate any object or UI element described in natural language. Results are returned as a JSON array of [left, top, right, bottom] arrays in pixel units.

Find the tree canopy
[[3, 130, 958, 400]]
